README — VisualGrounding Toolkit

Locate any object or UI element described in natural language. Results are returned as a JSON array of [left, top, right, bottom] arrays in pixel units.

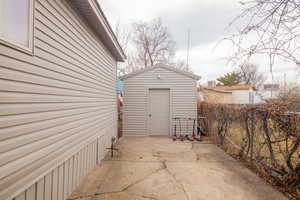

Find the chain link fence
[[198, 103, 300, 199]]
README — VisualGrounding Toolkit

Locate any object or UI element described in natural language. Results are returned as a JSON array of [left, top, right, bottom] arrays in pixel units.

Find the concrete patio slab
[[69, 137, 287, 200]]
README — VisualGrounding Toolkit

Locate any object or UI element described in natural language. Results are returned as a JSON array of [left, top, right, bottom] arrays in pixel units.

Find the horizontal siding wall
[[0, 0, 118, 200], [123, 68, 197, 136], [11, 132, 114, 200]]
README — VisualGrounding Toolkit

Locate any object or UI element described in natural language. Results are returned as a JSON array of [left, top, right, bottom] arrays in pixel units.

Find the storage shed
[[0, 1, 125, 200], [121, 64, 200, 136]]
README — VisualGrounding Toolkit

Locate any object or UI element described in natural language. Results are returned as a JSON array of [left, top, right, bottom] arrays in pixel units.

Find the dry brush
[[198, 102, 300, 198]]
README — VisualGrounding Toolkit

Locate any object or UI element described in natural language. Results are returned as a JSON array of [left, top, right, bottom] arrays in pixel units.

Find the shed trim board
[[123, 66, 199, 136]]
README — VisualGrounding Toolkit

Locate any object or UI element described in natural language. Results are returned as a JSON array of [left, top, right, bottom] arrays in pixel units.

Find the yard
[[68, 137, 287, 200]]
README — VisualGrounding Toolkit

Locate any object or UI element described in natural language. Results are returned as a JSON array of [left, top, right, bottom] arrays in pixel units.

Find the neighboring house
[[117, 79, 124, 96], [216, 85, 262, 104], [259, 84, 280, 100], [199, 84, 262, 104], [198, 87, 233, 104], [121, 64, 200, 136], [0, 1, 125, 200]]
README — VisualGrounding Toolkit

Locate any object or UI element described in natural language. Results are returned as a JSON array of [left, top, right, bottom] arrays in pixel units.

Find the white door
[[149, 89, 170, 136]]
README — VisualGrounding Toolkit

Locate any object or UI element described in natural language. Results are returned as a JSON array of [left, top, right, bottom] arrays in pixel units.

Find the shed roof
[[68, 0, 126, 62], [120, 63, 201, 80]]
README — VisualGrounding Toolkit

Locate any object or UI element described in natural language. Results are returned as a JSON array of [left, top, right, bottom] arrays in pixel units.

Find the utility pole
[[186, 28, 191, 71], [271, 72, 274, 98], [269, 54, 274, 98], [284, 73, 287, 93]]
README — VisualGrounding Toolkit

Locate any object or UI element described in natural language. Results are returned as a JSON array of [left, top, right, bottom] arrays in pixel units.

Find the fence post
[[250, 109, 255, 161], [96, 137, 99, 164]]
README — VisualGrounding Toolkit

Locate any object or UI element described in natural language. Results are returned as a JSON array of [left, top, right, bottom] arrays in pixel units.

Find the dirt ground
[[68, 137, 288, 200]]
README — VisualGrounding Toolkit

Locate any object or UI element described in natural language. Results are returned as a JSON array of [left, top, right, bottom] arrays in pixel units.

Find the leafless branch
[[132, 18, 176, 68], [236, 62, 267, 88], [226, 0, 300, 67]]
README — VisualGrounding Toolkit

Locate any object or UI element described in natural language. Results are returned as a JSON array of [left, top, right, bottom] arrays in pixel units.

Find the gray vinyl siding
[[123, 67, 197, 136], [0, 0, 118, 200]]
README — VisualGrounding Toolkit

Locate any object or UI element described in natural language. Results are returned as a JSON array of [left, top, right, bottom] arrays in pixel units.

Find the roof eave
[[120, 64, 201, 80], [68, 0, 126, 62], [200, 88, 232, 93]]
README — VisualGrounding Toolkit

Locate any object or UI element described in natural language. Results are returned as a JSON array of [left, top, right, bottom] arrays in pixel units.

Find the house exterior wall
[[0, 1, 118, 200], [123, 67, 198, 136], [199, 89, 233, 104], [232, 90, 251, 104], [232, 89, 264, 104], [231, 89, 262, 104]]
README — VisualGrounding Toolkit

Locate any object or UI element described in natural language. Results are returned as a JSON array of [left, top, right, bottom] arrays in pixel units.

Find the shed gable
[[120, 64, 201, 81], [130, 66, 198, 82]]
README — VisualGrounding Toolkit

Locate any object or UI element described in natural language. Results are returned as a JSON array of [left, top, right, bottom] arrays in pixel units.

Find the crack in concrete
[[117, 162, 166, 191], [67, 192, 158, 200], [191, 143, 199, 161], [68, 162, 166, 200], [103, 160, 162, 163], [139, 194, 159, 200], [68, 142, 209, 200], [162, 160, 190, 200]]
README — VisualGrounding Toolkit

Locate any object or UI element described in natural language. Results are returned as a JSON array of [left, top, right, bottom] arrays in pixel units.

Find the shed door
[[149, 89, 170, 135]]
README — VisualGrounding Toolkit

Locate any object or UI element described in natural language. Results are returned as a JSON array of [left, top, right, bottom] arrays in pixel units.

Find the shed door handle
[[149, 114, 152, 118]]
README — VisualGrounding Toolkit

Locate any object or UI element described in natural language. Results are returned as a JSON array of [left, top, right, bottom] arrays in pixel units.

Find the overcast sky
[[100, 0, 299, 85]]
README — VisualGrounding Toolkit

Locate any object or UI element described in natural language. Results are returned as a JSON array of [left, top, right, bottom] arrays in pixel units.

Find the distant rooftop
[[198, 87, 232, 93], [263, 84, 280, 91], [216, 85, 255, 91]]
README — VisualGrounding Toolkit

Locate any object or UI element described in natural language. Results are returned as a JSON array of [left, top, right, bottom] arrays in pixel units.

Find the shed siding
[[0, 0, 117, 200], [123, 67, 197, 136]]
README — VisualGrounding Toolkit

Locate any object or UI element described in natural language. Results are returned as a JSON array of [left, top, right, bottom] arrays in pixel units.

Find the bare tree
[[114, 21, 144, 76], [227, 0, 300, 67], [132, 18, 176, 68], [278, 81, 300, 101], [168, 59, 194, 72], [237, 62, 266, 88], [115, 19, 190, 75], [114, 21, 131, 52]]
